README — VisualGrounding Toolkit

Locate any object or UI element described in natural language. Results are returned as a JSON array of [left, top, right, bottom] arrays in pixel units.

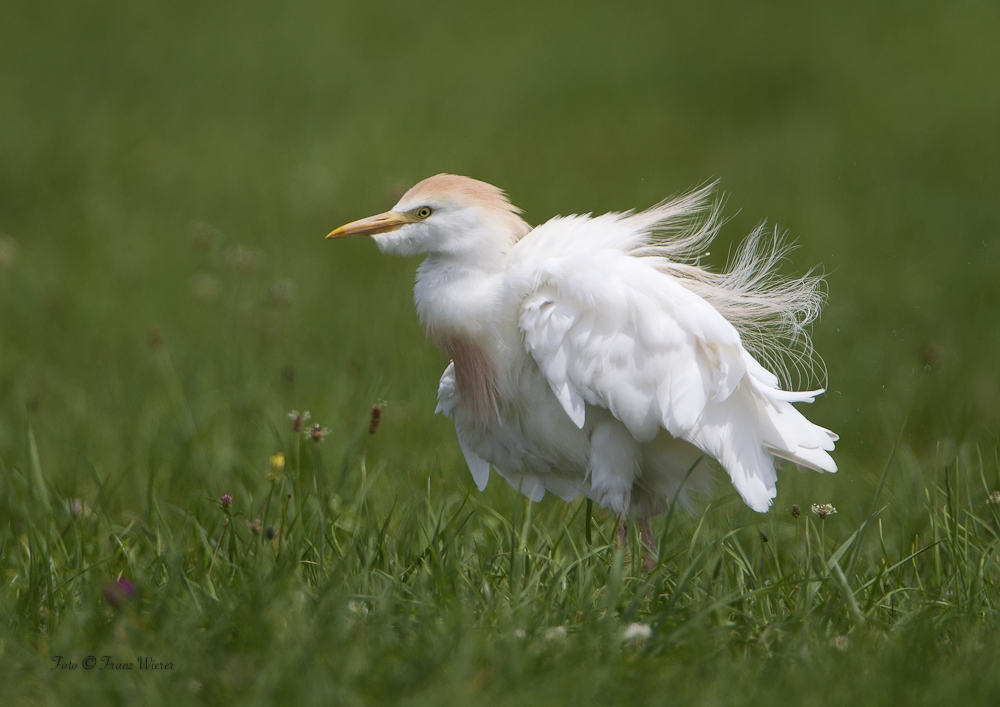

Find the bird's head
[[327, 174, 530, 264]]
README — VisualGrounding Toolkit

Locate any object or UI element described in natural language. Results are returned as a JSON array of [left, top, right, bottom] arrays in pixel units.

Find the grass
[[1, 0, 999, 703], [5, 418, 1000, 704]]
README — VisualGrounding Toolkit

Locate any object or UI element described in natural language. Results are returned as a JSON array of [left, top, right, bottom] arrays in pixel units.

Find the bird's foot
[[615, 515, 632, 569], [639, 518, 658, 574]]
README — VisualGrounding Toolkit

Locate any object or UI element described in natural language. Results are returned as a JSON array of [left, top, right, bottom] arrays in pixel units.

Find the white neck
[[427, 215, 512, 273], [413, 255, 504, 345]]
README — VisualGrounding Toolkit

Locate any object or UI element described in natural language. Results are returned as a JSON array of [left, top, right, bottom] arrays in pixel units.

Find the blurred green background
[[1, 0, 998, 521], [2, 0, 997, 504], [0, 0, 998, 699]]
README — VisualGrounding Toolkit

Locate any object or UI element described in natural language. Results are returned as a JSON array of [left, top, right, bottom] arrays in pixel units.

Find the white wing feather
[[511, 213, 837, 512]]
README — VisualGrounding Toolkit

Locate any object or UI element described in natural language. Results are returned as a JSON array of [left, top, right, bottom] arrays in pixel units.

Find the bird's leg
[[615, 514, 632, 569], [638, 518, 658, 574]]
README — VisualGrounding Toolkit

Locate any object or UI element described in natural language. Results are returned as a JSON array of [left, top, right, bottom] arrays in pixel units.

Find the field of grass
[[1, 0, 999, 704]]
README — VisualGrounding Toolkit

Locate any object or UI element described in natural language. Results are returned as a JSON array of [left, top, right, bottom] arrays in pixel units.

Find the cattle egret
[[328, 174, 837, 570]]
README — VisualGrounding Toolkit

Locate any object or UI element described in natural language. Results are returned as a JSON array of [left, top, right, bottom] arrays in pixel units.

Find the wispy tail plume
[[627, 184, 827, 391]]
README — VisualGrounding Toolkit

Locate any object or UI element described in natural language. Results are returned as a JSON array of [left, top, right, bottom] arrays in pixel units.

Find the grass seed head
[[812, 503, 836, 519], [190, 219, 220, 251], [791, 504, 801, 518], [191, 272, 222, 302], [308, 423, 331, 443], [288, 410, 310, 433], [224, 244, 261, 275], [147, 328, 163, 350], [369, 404, 383, 435]]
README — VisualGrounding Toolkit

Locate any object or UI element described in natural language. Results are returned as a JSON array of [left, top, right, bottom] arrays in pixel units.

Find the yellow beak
[[326, 211, 412, 239]]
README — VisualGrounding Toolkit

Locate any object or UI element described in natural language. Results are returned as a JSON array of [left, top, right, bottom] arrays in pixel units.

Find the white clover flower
[[623, 623, 652, 643]]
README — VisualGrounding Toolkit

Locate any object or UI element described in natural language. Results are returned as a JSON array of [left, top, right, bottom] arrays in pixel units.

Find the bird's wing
[[517, 248, 744, 443], [512, 220, 836, 511], [436, 362, 490, 491]]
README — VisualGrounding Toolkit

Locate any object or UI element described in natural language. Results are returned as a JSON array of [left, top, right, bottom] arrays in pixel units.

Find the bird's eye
[[416, 207, 432, 219]]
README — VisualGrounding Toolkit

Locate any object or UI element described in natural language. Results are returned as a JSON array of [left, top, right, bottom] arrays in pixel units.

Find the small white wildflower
[[623, 623, 652, 643], [513, 628, 527, 640], [990, 490, 1000, 505], [811, 503, 837, 520], [347, 600, 369, 616], [830, 635, 849, 652], [544, 626, 567, 640]]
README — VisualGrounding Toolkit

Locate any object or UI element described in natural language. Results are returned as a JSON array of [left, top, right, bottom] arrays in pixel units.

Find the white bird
[[328, 174, 837, 570]]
